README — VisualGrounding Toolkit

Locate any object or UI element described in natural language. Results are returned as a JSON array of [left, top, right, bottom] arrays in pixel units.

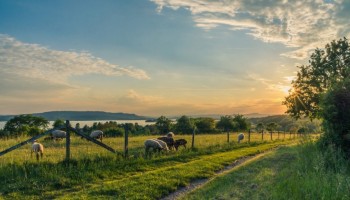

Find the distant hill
[[0, 111, 152, 121]]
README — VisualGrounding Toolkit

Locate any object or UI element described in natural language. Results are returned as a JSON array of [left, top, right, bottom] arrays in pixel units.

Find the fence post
[[262, 130, 264, 141], [227, 130, 230, 143], [270, 131, 272, 141], [65, 120, 71, 162], [124, 125, 129, 158], [191, 127, 195, 149], [248, 129, 251, 143]]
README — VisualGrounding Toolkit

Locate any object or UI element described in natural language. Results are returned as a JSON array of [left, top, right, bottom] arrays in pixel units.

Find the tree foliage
[[194, 117, 216, 133], [283, 38, 350, 119], [53, 119, 65, 129], [232, 114, 250, 131], [256, 123, 265, 133], [266, 122, 278, 132], [155, 116, 172, 134], [175, 115, 194, 134], [4, 115, 49, 137], [216, 115, 238, 132], [319, 78, 350, 150]]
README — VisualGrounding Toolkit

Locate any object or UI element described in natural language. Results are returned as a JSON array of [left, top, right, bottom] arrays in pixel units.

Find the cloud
[[117, 89, 163, 105], [0, 34, 150, 85], [247, 73, 292, 94], [151, 0, 350, 59]]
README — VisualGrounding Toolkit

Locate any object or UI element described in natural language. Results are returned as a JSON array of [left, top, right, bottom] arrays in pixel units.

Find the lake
[[0, 120, 156, 130]]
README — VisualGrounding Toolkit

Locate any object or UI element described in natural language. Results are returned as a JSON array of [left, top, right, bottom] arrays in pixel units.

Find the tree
[[319, 78, 350, 150], [266, 122, 278, 133], [266, 122, 278, 140], [175, 115, 194, 134], [53, 119, 65, 129], [216, 116, 238, 132], [4, 115, 49, 137], [155, 116, 172, 134], [232, 114, 250, 131], [283, 38, 350, 119], [256, 123, 265, 134], [216, 115, 239, 143], [195, 117, 216, 133]]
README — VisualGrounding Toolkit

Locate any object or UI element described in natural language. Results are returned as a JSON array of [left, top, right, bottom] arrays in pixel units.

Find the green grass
[[0, 134, 297, 199], [0, 132, 297, 164], [184, 140, 350, 200]]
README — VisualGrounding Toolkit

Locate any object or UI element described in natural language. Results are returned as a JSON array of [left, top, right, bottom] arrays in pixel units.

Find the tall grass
[[184, 138, 350, 200], [270, 141, 350, 200]]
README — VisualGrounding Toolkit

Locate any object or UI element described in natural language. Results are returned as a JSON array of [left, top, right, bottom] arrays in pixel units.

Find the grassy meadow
[[184, 141, 350, 200], [0, 132, 300, 199], [0, 132, 296, 164]]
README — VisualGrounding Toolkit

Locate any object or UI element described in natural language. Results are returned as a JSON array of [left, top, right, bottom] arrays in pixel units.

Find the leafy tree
[[155, 116, 172, 134], [104, 127, 124, 137], [53, 119, 65, 129], [266, 122, 278, 133], [319, 78, 350, 151], [4, 115, 49, 137], [232, 114, 250, 131], [75, 123, 81, 131], [216, 116, 238, 132], [256, 123, 265, 133], [283, 38, 350, 119], [195, 117, 216, 133], [266, 122, 279, 140], [175, 115, 194, 134]]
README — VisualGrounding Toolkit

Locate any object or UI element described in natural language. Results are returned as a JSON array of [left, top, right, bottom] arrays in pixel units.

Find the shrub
[[319, 78, 350, 152]]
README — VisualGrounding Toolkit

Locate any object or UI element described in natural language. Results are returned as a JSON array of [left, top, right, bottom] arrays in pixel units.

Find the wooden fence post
[[65, 120, 71, 162], [191, 127, 195, 149], [262, 130, 264, 141], [227, 130, 230, 143], [248, 129, 251, 143], [270, 131, 272, 141], [124, 125, 129, 158]]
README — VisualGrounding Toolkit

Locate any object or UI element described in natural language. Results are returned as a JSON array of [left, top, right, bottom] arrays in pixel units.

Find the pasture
[[0, 132, 297, 164], [0, 133, 302, 199]]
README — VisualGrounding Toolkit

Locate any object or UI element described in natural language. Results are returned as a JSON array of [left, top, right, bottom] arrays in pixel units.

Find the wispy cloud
[[248, 73, 292, 94], [0, 34, 150, 85], [151, 0, 350, 59]]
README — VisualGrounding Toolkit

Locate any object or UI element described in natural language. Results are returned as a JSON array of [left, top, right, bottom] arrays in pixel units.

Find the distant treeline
[[0, 114, 321, 139]]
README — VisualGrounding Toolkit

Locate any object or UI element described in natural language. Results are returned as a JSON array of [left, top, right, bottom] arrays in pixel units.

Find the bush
[[104, 127, 124, 137], [319, 78, 350, 152]]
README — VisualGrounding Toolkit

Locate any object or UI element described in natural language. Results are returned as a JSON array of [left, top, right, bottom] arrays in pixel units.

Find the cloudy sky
[[0, 0, 349, 117]]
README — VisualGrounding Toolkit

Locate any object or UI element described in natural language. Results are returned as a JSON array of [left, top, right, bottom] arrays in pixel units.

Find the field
[[0, 132, 297, 164], [0, 133, 302, 199], [184, 142, 350, 200]]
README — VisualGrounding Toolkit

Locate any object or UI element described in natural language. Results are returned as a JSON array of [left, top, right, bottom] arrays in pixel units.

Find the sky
[[0, 0, 349, 117]]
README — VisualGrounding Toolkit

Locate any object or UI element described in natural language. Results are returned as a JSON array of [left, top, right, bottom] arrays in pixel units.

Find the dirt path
[[161, 149, 275, 200]]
